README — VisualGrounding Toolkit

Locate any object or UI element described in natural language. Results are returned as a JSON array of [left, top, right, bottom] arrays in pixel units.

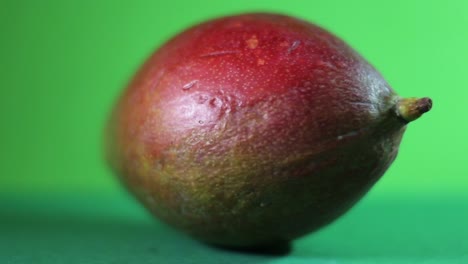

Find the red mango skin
[[107, 13, 407, 247]]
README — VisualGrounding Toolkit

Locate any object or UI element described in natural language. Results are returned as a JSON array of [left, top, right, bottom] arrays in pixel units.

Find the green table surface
[[2, 192, 467, 264]]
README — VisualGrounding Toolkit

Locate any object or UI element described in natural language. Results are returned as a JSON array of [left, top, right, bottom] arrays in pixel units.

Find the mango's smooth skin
[[106, 13, 432, 247]]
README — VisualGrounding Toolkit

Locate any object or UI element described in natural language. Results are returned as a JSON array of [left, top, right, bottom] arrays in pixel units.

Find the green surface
[[1, 0, 467, 263], [2, 193, 467, 263]]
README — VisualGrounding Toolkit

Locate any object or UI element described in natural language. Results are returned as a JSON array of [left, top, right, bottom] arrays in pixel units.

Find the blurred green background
[[1, 0, 467, 263]]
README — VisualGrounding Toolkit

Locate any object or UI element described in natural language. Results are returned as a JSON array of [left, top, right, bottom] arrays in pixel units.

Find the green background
[[1, 0, 467, 263]]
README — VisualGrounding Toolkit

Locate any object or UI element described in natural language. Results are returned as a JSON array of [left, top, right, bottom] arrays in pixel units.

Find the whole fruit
[[106, 13, 432, 247]]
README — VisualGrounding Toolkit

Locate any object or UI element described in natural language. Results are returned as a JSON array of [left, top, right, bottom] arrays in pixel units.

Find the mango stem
[[396, 97, 432, 123]]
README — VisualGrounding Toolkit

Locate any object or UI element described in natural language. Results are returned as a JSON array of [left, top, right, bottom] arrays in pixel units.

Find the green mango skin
[[106, 13, 428, 247]]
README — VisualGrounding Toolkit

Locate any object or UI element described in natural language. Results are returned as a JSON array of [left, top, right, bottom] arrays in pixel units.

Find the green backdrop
[[1, 0, 467, 263]]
